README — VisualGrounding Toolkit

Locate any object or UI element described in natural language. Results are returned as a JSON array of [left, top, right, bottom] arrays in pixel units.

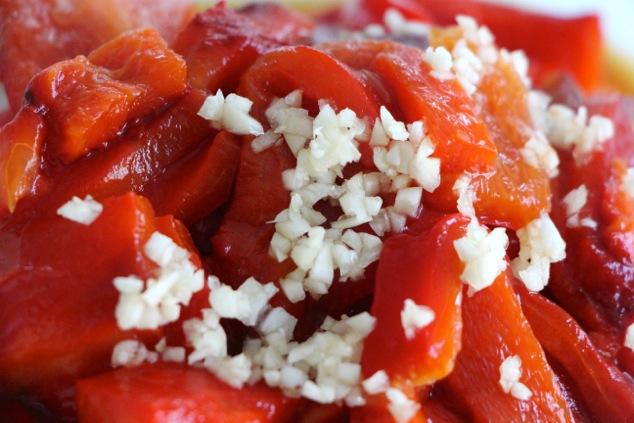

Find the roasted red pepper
[[14, 89, 214, 220], [0, 107, 46, 213], [170, 5, 304, 94], [142, 130, 242, 225], [467, 57, 551, 229], [517, 283, 634, 423], [0, 192, 200, 416], [0, 2, 632, 422], [439, 269, 575, 422], [0, 0, 194, 119], [362, 213, 466, 387], [549, 93, 634, 371], [75, 363, 303, 423]]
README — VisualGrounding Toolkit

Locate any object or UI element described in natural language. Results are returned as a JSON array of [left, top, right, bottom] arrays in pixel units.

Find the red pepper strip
[[355, 216, 467, 422], [617, 339, 634, 383], [0, 107, 45, 213], [0, 193, 177, 414], [517, 284, 634, 423], [318, 39, 416, 123], [28, 56, 143, 164], [87, 27, 188, 109], [204, 118, 300, 319], [14, 89, 214, 220], [75, 363, 303, 423], [207, 140, 298, 313], [553, 159, 634, 331], [170, 6, 290, 94], [27, 28, 188, 164], [142, 130, 242, 225], [468, 59, 551, 230], [440, 270, 575, 422], [369, 45, 497, 175], [238, 44, 383, 171], [238, 45, 382, 126], [237, 42, 381, 192], [362, 213, 466, 388]]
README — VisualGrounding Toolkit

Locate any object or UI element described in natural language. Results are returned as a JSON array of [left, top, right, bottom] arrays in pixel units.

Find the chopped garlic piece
[[383, 8, 429, 38], [380, 106, 408, 141], [544, 104, 614, 165], [184, 308, 227, 364], [621, 167, 634, 198], [511, 381, 533, 401], [423, 46, 455, 81], [499, 355, 532, 401], [111, 340, 158, 368], [626, 323, 634, 351], [520, 131, 560, 178], [501, 48, 530, 86], [401, 299, 435, 340], [258, 307, 297, 341], [456, 15, 494, 47], [208, 277, 278, 326], [247, 312, 376, 405], [114, 232, 205, 330], [162, 346, 186, 363], [451, 39, 482, 95], [370, 118, 390, 147], [454, 217, 509, 295], [386, 387, 421, 423], [251, 130, 282, 153], [198, 90, 264, 136], [453, 175, 476, 217], [144, 232, 189, 267], [511, 213, 566, 292], [409, 137, 441, 192], [56, 195, 103, 225], [362, 370, 390, 395], [393, 187, 423, 217], [280, 268, 307, 303], [204, 354, 253, 389], [563, 185, 596, 228], [308, 103, 363, 174]]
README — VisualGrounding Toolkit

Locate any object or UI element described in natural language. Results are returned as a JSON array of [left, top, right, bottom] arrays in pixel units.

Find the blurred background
[[483, 0, 634, 57], [219, 0, 634, 58]]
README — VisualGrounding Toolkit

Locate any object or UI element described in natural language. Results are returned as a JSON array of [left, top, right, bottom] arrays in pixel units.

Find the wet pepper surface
[[0, 1, 633, 422]]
